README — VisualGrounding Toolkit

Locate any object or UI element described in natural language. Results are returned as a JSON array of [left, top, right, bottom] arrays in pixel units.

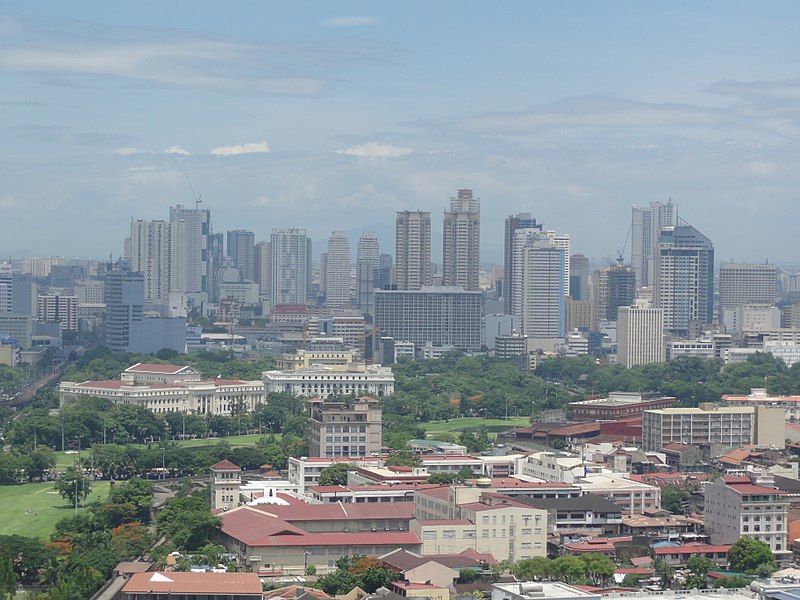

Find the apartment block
[[641, 403, 785, 451], [705, 473, 790, 564]]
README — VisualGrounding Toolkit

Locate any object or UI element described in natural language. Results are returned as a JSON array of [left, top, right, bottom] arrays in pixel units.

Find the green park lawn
[[421, 416, 530, 438], [0, 480, 111, 539]]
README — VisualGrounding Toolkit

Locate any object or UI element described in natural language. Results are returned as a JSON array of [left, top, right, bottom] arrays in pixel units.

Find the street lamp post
[[25, 509, 37, 537]]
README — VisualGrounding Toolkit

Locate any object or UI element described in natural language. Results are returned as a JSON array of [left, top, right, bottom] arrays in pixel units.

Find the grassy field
[[0, 480, 111, 539], [422, 416, 530, 437]]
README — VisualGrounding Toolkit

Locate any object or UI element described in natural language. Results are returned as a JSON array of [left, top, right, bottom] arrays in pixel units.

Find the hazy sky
[[2, 2, 800, 265]]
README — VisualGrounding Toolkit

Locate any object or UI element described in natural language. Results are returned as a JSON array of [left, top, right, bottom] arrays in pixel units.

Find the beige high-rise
[[617, 300, 664, 368], [395, 211, 431, 290], [442, 189, 480, 291]]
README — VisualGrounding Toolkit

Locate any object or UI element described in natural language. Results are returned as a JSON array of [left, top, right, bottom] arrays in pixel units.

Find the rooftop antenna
[[185, 173, 202, 209]]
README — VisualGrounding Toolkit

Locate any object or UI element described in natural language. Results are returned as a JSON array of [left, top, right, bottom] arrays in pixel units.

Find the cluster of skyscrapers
[[4, 189, 798, 370]]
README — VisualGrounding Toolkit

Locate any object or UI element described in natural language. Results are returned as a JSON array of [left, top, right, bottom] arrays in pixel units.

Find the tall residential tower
[[395, 211, 431, 291], [631, 199, 676, 289], [442, 189, 480, 291]]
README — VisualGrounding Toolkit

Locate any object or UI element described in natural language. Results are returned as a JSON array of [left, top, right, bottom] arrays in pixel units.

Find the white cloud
[[0, 194, 20, 209], [114, 147, 145, 155], [337, 142, 413, 158], [164, 145, 190, 155], [321, 16, 384, 27], [0, 25, 356, 96], [454, 96, 726, 135], [210, 140, 270, 156]]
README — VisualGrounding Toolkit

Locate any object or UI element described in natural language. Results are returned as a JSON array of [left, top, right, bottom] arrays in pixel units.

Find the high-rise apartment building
[[592, 266, 636, 326], [37, 293, 78, 331], [504, 213, 542, 314], [569, 253, 591, 301], [631, 199, 676, 289], [442, 189, 480, 291], [356, 231, 380, 315], [270, 229, 310, 306], [518, 243, 566, 339], [719, 263, 777, 310], [226, 230, 255, 282], [208, 232, 224, 301], [21, 257, 64, 278], [720, 264, 777, 309], [653, 222, 714, 336], [129, 219, 172, 306], [169, 204, 211, 295], [395, 211, 431, 291], [104, 266, 144, 353], [325, 231, 351, 308], [308, 397, 382, 459], [374, 286, 482, 351], [617, 300, 665, 368], [253, 241, 271, 297]]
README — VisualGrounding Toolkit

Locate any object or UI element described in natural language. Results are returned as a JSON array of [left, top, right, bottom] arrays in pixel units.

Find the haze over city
[[2, 2, 800, 264]]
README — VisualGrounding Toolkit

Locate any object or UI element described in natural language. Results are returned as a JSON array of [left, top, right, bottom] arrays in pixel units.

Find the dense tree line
[[535, 353, 800, 405], [89, 437, 302, 480], [5, 391, 307, 452], [62, 346, 275, 383], [389, 354, 566, 420]]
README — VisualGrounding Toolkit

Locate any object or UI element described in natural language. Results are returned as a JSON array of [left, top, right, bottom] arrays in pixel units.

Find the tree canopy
[[727, 537, 776, 574]]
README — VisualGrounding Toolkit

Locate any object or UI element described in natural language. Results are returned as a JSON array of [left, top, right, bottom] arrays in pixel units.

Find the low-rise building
[[217, 505, 421, 574], [262, 364, 394, 399], [288, 457, 384, 493], [516, 494, 623, 534], [122, 572, 263, 600], [653, 543, 731, 567], [568, 392, 676, 422], [59, 363, 264, 415], [411, 491, 548, 562], [723, 387, 800, 423]]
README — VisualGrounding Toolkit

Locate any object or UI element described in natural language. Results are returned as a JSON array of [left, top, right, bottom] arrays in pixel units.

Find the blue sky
[[2, 2, 800, 265]]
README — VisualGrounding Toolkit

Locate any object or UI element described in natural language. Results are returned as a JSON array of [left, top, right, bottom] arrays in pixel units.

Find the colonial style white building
[[262, 363, 394, 399], [59, 362, 265, 415]]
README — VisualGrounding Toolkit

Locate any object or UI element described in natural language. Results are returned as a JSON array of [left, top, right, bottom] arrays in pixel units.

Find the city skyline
[[2, 3, 800, 264]]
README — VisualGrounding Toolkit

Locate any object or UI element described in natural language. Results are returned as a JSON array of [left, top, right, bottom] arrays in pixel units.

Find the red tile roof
[[220, 506, 420, 548], [725, 483, 787, 496], [565, 539, 616, 552], [252, 502, 414, 521], [655, 544, 731, 555], [123, 572, 262, 595], [210, 459, 241, 471]]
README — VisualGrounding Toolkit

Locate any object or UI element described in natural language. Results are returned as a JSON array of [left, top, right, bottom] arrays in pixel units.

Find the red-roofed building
[[564, 538, 618, 556], [122, 572, 262, 600], [705, 473, 790, 565], [59, 363, 264, 416], [654, 543, 731, 567], [216, 506, 422, 575]]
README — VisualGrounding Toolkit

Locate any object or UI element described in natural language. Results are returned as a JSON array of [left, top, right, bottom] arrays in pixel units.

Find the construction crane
[[185, 173, 203, 209], [616, 223, 632, 266]]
